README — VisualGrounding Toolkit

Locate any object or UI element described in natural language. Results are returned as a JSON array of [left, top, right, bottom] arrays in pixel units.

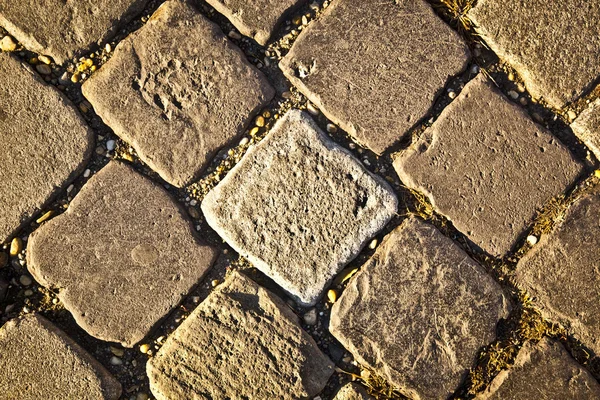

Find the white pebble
[[508, 90, 519, 100], [189, 199, 197, 206], [239, 137, 249, 146], [106, 140, 116, 151], [470, 65, 480, 74], [110, 356, 122, 365], [83, 169, 91, 178], [448, 90, 456, 99], [526, 235, 538, 246], [368, 239, 378, 249]]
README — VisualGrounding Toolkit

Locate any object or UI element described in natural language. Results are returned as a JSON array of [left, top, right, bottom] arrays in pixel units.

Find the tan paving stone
[[27, 161, 217, 347], [280, 0, 470, 155], [333, 383, 374, 400], [572, 98, 600, 160], [0, 314, 121, 400], [476, 338, 600, 399], [82, 0, 275, 187], [0, 0, 148, 64], [205, 0, 306, 45], [516, 185, 600, 354], [0, 53, 93, 244], [330, 217, 509, 400], [202, 110, 397, 306], [468, 0, 600, 109], [147, 271, 334, 400], [393, 75, 583, 257]]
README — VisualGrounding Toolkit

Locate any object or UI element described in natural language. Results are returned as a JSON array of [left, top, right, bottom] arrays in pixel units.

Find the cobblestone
[[0, 53, 93, 244], [27, 161, 217, 347], [202, 110, 397, 306], [0, 314, 121, 399], [516, 185, 600, 354], [280, 0, 470, 155], [468, 0, 600, 109], [476, 338, 600, 399], [0, 0, 149, 64], [572, 98, 600, 160], [205, 0, 305, 45], [330, 217, 509, 400], [82, 0, 275, 187], [394, 75, 583, 257], [147, 271, 333, 399]]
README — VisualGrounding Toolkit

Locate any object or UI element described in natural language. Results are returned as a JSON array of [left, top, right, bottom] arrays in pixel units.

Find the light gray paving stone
[[147, 271, 334, 400], [82, 0, 275, 187], [0, 313, 121, 400], [476, 338, 600, 399], [330, 217, 509, 400], [468, 0, 600, 109], [333, 383, 374, 400], [0, 53, 93, 244], [572, 98, 600, 160], [280, 0, 470, 155], [202, 109, 397, 306], [0, 0, 148, 64], [393, 74, 583, 257], [205, 0, 306, 45], [27, 161, 217, 347], [516, 185, 600, 354]]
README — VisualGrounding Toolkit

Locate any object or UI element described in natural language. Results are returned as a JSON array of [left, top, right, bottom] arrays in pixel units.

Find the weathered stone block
[[330, 217, 509, 400], [572, 98, 600, 160], [27, 161, 217, 347], [280, 0, 470, 154], [148, 271, 334, 399], [393, 75, 583, 257], [0, 314, 121, 399], [0, 53, 93, 243], [202, 110, 397, 306], [82, 0, 274, 187]]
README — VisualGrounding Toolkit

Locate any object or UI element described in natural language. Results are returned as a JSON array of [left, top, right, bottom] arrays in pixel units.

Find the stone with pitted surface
[[572, 98, 600, 160]]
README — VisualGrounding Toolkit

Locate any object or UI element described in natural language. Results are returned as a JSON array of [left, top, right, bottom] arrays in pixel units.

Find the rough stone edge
[[572, 98, 600, 160], [279, 0, 471, 155], [1, 53, 94, 244], [201, 109, 398, 306], [0, 313, 122, 399], [26, 161, 218, 347]]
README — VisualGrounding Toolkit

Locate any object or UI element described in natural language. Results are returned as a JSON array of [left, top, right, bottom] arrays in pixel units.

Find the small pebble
[[9, 237, 22, 256], [38, 55, 52, 65], [249, 127, 259, 136], [255, 115, 265, 127], [58, 72, 70, 85], [470, 65, 479, 74], [137, 394, 149, 400], [211, 279, 219, 287], [228, 31, 242, 40], [83, 169, 91, 178], [448, 90, 456, 99], [106, 140, 116, 151], [526, 235, 538, 246], [110, 356, 122, 366], [303, 308, 317, 325], [71, 73, 80, 83], [19, 275, 32, 286], [36, 210, 53, 224], [105, 43, 112, 53], [139, 344, 150, 354], [36, 64, 51, 75], [306, 102, 319, 116], [110, 346, 125, 357], [326, 123, 337, 133], [239, 137, 249, 146], [24, 289, 34, 296], [567, 110, 577, 121], [507, 90, 519, 100], [327, 289, 337, 303], [0, 36, 17, 52], [368, 239, 378, 249]]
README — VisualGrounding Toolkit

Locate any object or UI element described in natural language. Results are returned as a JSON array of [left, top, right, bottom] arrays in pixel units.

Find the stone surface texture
[[476, 338, 600, 399], [516, 185, 600, 354], [330, 217, 509, 400], [572, 98, 600, 160], [393, 75, 583, 257], [280, 0, 470, 155], [0, 314, 121, 400], [0, 0, 148, 64], [468, 0, 600, 109], [26, 161, 217, 347], [202, 110, 397, 306], [205, 0, 305, 45], [333, 383, 374, 400], [82, 0, 275, 187], [0, 53, 93, 244], [147, 271, 334, 399]]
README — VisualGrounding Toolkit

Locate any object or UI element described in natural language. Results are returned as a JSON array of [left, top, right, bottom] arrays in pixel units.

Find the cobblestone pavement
[[0, 0, 599, 399]]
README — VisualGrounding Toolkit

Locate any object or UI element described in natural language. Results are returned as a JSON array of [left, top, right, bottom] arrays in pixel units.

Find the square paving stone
[[280, 0, 470, 155], [330, 217, 509, 400], [393, 74, 583, 257], [26, 161, 217, 347], [205, 0, 306, 45], [201, 110, 397, 306], [147, 271, 334, 400], [468, 0, 600, 109], [572, 98, 600, 160], [476, 338, 600, 399], [82, 0, 275, 187], [0, 53, 93, 244], [0, 0, 148, 64], [516, 185, 600, 355], [0, 314, 121, 400]]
